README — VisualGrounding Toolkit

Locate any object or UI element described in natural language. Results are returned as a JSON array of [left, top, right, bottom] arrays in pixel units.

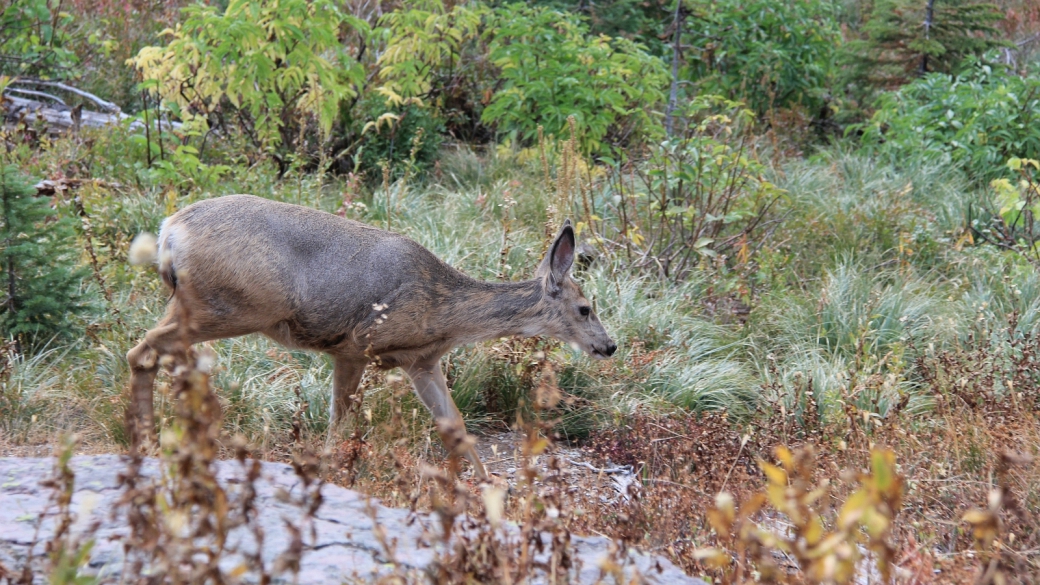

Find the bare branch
[[3, 88, 65, 105], [9, 78, 120, 113], [2, 94, 180, 134]]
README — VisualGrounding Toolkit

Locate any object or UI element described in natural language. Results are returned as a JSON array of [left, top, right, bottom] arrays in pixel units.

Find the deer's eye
[[579, 306, 591, 317]]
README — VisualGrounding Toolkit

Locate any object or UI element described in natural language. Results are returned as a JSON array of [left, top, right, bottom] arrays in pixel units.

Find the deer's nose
[[604, 343, 617, 356]]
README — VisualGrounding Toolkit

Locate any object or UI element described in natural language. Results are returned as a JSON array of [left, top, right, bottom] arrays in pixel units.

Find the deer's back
[[160, 195, 462, 353]]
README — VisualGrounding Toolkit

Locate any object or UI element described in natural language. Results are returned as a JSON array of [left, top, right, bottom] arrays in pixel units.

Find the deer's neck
[[439, 278, 547, 344]]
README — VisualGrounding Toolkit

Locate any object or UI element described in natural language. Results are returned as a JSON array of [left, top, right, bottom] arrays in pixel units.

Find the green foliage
[[376, 1, 487, 103], [0, 166, 89, 350], [352, 96, 444, 178], [841, 0, 1007, 95], [374, 0, 672, 151], [681, 0, 841, 117], [482, 3, 668, 154], [979, 157, 1040, 263], [505, 0, 672, 55], [131, 0, 367, 172], [612, 96, 785, 282], [858, 63, 1040, 184], [374, 0, 495, 142], [0, 0, 78, 78], [144, 142, 233, 193]]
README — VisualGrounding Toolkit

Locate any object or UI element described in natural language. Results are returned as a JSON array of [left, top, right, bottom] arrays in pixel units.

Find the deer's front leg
[[405, 359, 489, 480], [331, 356, 369, 430]]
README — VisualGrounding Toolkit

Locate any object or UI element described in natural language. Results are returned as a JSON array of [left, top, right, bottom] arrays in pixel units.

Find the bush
[[840, 0, 1007, 98], [978, 157, 1040, 263], [0, 0, 77, 78], [374, 0, 493, 142], [0, 167, 89, 350], [503, 0, 672, 56], [601, 96, 785, 283], [482, 3, 668, 154], [857, 62, 1040, 184], [131, 0, 367, 175], [350, 96, 445, 179], [680, 0, 842, 118]]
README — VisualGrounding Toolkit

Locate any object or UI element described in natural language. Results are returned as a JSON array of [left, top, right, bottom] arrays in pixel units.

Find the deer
[[126, 194, 617, 480]]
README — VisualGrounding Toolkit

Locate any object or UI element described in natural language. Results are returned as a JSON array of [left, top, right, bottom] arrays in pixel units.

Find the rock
[[0, 456, 706, 584]]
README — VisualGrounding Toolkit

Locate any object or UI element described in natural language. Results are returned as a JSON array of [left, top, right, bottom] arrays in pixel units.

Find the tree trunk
[[665, 1, 685, 138], [1, 173, 18, 354], [920, 0, 936, 75]]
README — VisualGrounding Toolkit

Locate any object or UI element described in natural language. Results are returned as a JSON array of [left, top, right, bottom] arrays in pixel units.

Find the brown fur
[[127, 195, 616, 479]]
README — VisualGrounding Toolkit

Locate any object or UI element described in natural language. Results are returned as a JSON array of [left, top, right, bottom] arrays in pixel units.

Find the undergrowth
[[1, 123, 1039, 583]]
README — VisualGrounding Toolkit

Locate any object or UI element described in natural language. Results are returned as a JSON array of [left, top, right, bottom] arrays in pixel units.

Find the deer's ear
[[538, 220, 575, 294]]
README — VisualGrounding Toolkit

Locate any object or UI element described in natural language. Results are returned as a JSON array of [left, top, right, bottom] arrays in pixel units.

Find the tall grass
[[4, 135, 1037, 460], [0, 346, 68, 441], [768, 150, 978, 281]]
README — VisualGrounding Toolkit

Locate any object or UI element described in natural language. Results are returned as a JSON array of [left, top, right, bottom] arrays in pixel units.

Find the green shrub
[[857, 62, 1040, 184], [131, 0, 368, 174], [680, 0, 841, 118], [977, 157, 1040, 263], [0, 0, 77, 78], [0, 167, 90, 351], [602, 96, 786, 283], [374, 0, 492, 142], [482, 3, 668, 154], [502, 0, 672, 56], [350, 96, 445, 179], [840, 0, 1006, 97]]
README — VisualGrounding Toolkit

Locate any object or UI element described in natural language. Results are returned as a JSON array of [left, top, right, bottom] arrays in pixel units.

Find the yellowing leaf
[[760, 461, 787, 486], [871, 449, 897, 491], [528, 437, 550, 455], [961, 509, 992, 525], [862, 507, 890, 538], [766, 484, 788, 509], [838, 490, 869, 529], [804, 515, 824, 545]]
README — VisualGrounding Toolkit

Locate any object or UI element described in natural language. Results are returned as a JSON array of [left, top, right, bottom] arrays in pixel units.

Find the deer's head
[[535, 220, 617, 359]]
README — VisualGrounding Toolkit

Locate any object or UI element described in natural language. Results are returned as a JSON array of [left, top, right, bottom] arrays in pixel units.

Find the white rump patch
[[157, 219, 186, 275]]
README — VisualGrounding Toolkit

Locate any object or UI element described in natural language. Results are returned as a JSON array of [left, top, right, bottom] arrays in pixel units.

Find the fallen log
[[1, 93, 179, 134], [9, 79, 121, 114], [34, 177, 125, 196]]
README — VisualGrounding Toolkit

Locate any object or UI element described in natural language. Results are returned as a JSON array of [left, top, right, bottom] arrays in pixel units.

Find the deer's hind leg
[[126, 307, 182, 449], [126, 297, 261, 448]]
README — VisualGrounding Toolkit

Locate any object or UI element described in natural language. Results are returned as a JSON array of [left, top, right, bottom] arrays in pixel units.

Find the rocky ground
[[0, 455, 705, 584]]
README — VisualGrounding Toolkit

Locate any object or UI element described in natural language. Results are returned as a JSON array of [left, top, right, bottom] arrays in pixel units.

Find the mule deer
[[126, 195, 616, 479]]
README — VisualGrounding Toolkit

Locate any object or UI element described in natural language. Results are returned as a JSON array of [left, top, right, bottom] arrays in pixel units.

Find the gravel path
[[0, 455, 706, 584]]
